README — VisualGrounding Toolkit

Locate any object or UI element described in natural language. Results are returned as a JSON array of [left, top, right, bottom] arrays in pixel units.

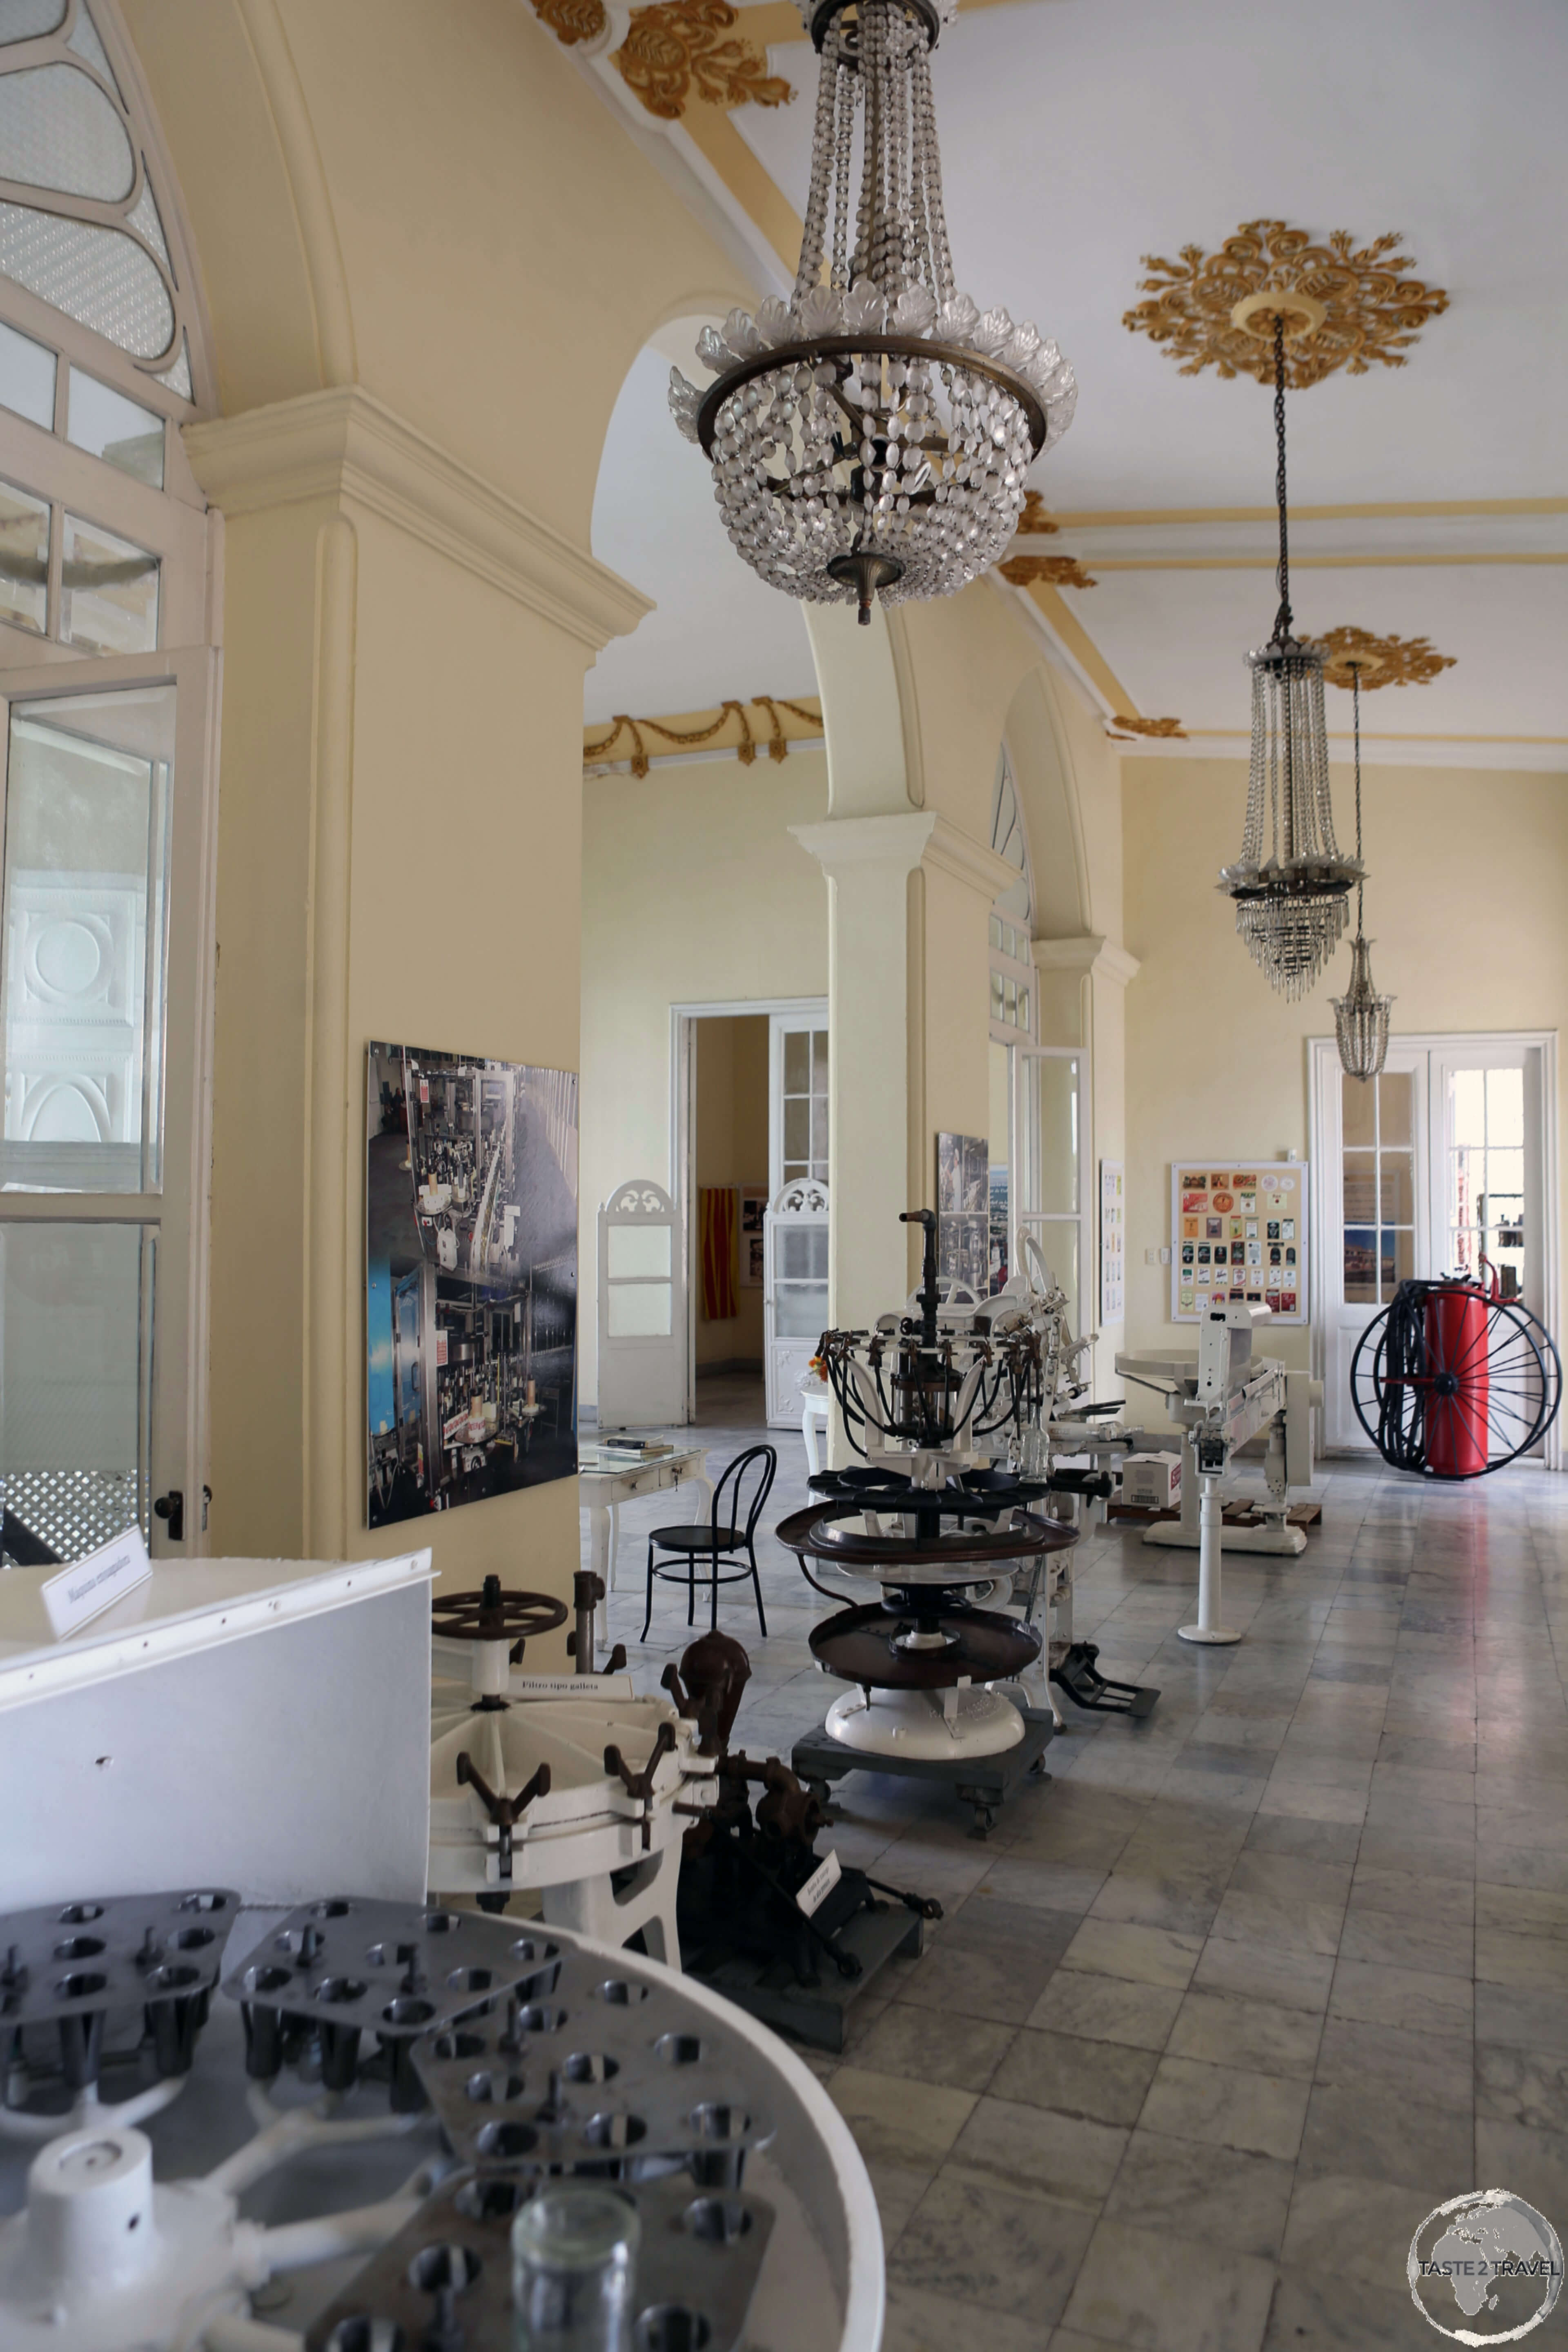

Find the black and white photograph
[[365, 1042, 578, 1526]]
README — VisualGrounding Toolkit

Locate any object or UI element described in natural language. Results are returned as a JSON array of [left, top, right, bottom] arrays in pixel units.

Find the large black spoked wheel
[[1351, 1282, 1562, 1479]]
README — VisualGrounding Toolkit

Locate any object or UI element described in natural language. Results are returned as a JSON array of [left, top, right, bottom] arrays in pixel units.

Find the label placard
[[41, 1525, 152, 1639], [795, 1848, 842, 1917]]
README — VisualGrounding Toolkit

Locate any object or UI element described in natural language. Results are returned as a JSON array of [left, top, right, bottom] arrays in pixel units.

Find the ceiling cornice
[[1033, 932, 1142, 986], [1045, 499, 1568, 528]]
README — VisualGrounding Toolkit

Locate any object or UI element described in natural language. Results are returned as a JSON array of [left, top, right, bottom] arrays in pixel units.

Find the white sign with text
[[41, 1524, 152, 1640]]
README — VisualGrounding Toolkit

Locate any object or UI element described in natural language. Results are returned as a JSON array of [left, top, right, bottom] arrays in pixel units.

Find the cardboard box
[[1120, 1452, 1183, 1510]]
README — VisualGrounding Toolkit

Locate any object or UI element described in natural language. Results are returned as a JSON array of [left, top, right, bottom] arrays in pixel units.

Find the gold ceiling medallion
[[1311, 625, 1456, 690], [1017, 490, 1060, 535], [1122, 220, 1449, 390], [532, 0, 608, 44], [613, 0, 793, 119], [1108, 715, 1187, 739], [1000, 553, 1097, 590]]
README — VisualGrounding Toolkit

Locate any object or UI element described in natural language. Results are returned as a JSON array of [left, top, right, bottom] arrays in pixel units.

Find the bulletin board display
[[1170, 1162, 1307, 1325]]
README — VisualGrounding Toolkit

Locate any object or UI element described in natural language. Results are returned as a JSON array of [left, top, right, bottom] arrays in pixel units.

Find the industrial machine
[[0, 1891, 880, 2352], [1351, 1270, 1562, 1477], [1116, 1301, 1319, 1645]]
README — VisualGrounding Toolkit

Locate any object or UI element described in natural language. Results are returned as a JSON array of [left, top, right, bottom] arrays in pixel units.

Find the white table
[[801, 1388, 831, 1475], [578, 1443, 713, 1643]]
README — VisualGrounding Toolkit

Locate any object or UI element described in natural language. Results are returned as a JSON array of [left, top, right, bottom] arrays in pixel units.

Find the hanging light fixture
[[1218, 298, 1361, 997], [1330, 660, 1393, 1079], [667, 0, 1076, 625]]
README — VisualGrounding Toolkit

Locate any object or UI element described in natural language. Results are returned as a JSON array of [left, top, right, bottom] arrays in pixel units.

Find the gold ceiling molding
[[1310, 625, 1456, 690], [1000, 553, 1097, 590], [533, 0, 608, 43], [611, 0, 794, 119], [584, 693, 822, 775], [1017, 490, 1059, 536], [1123, 220, 1449, 390], [1108, 715, 1187, 739]]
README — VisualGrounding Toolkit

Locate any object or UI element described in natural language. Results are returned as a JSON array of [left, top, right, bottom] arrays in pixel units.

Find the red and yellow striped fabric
[[699, 1186, 737, 1321]]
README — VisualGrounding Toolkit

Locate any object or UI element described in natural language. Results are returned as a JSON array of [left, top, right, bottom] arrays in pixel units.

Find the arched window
[[989, 746, 1033, 1042], [0, 0, 215, 1569]]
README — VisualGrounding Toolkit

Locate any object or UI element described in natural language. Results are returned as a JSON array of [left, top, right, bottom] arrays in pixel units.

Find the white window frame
[[1309, 1031, 1560, 1470], [1013, 1042, 1092, 1341]]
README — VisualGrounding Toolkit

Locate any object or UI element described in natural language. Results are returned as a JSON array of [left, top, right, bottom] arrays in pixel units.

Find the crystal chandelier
[[668, 0, 1076, 624], [1218, 301, 1361, 997], [1330, 660, 1394, 1079]]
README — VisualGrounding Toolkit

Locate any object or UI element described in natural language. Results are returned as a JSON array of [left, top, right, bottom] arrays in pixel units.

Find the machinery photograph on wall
[[365, 1044, 579, 1525]]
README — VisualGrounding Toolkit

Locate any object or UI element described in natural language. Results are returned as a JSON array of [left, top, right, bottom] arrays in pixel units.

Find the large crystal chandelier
[[1330, 660, 1394, 1079], [668, 0, 1076, 624], [1219, 301, 1361, 997]]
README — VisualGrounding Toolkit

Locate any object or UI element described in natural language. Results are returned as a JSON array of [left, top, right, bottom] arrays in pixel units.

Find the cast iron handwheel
[[431, 1580, 568, 1642], [1350, 1290, 1562, 1479]]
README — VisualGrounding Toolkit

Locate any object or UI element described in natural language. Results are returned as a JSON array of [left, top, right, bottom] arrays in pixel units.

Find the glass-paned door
[[1320, 1049, 1428, 1451], [770, 1012, 828, 1193], [1015, 1047, 1089, 1340], [764, 1178, 829, 1427], [0, 652, 212, 1563]]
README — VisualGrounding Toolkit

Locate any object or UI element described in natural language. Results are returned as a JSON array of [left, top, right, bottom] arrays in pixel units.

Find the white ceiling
[[588, 0, 1568, 756]]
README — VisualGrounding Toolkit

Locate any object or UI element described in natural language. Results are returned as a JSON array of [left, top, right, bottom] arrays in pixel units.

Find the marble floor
[[583, 1385, 1568, 2352]]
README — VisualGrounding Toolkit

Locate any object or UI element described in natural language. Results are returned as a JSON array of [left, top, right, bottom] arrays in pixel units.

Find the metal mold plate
[[305, 2169, 775, 2352], [0, 1887, 238, 2025], [219, 1898, 562, 2041], [411, 1945, 775, 2172]]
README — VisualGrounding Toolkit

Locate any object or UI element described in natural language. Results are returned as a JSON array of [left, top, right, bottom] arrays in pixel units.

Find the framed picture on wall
[[1168, 1161, 1308, 1324], [1100, 1159, 1125, 1324], [739, 1185, 768, 1286]]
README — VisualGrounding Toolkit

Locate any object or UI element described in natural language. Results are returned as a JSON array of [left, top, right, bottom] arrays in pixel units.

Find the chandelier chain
[[1272, 310, 1292, 644], [1352, 664, 1364, 934]]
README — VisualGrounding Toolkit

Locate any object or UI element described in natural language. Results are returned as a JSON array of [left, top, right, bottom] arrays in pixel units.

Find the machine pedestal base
[[1177, 1622, 1242, 1646], [686, 1897, 925, 2055], [792, 1704, 1054, 1838], [1145, 1522, 1307, 1558]]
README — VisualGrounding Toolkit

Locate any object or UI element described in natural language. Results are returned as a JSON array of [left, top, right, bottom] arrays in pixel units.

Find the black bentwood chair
[[642, 1444, 776, 1641]]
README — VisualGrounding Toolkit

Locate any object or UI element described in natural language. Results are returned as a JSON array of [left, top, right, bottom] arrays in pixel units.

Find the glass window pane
[[0, 61, 135, 201], [606, 1281, 670, 1337], [1, 683, 174, 1192], [1378, 1069, 1412, 1145], [1020, 1055, 1078, 1215], [1344, 1228, 1377, 1304], [0, 1220, 149, 1564], [778, 1226, 822, 1280], [784, 1095, 808, 1163], [0, 204, 174, 361], [1004, 977, 1017, 1024], [783, 1158, 806, 1184], [1379, 1229, 1414, 1298], [990, 970, 1004, 1024], [989, 914, 1002, 952], [1450, 1069, 1486, 1149], [1018, 987, 1030, 1038], [60, 510, 159, 653], [775, 1282, 827, 1338], [811, 1093, 828, 1165], [1342, 1152, 1376, 1226], [1023, 1221, 1078, 1331], [1487, 1066, 1525, 1149], [1379, 1150, 1414, 1225], [811, 1028, 828, 1085], [606, 1224, 668, 1278], [1342, 1069, 1375, 1147], [0, 315, 55, 429], [0, 472, 47, 636], [0, 4, 69, 47], [67, 366, 164, 489], [783, 1029, 808, 1094]]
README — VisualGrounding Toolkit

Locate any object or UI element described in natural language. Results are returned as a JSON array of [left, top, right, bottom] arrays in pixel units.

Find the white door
[[764, 1178, 829, 1428], [1014, 1047, 1091, 1339], [1310, 1036, 1557, 1461], [768, 1011, 829, 1195], [0, 650, 215, 1564], [596, 1178, 685, 1430]]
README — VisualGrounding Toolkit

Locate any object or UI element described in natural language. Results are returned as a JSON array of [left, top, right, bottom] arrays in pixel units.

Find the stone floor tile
[[1263, 2266, 1456, 2349], [826, 2065, 976, 2169], [894, 1904, 1078, 2025], [1337, 1906, 1474, 1979], [1281, 2173, 1443, 2291], [1313, 2017, 1473, 2114], [866, 2159, 935, 2246], [1328, 1957, 1474, 2038], [849, 2004, 1017, 2093], [1474, 2118, 1568, 2220], [1000, 2023, 1161, 2127], [1243, 1814, 1364, 1866], [1105, 2128, 1295, 2260], [881, 2282, 1047, 2352], [1296, 2080, 1473, 2192], [1347, 1864, 1475, 1926], [1475, 1981, 1568, 2056], [1209, 1885, 1347, 1959], [1059, 1917, 1205, 1991], [1474, 2040, 1568, 2129], [1192, 1934, 1336, 2014], [1027, 1969, 1184, 2051], [946, 2093, 1128, 2207], [891, 2172, 1097, 2324], [1167, 1987, 1324, 2079], [1060, 2216, 1276, 2352], [1139, 2053, 1310, 2161], [1475, 1925, 1568, 1992]]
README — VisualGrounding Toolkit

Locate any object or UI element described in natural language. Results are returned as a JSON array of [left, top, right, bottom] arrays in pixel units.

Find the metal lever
[[603, 1722, 677, 1850], [153, 1490, 183, 1542], [454, 1752, 551, 1884]]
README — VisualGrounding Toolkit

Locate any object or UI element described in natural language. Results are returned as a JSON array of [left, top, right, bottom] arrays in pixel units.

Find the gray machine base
[[687, 1895, 927, 2054], [791, 1704, 1056, 1838]]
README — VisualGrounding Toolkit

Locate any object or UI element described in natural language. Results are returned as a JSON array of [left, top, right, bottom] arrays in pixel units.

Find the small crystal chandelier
[[1219, 298, 1361, 997], [668, 0, 1076, 624], [1330, 661, 1394, 1079]]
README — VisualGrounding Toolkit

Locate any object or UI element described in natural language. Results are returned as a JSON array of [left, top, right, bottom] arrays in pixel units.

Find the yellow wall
[[1123, 756, 1568, 1407], [579, 753, 830, 1402], [695, 1016, 769, 1369]]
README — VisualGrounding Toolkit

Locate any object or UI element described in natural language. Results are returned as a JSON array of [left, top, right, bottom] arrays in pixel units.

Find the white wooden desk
[[578, 1443, 713, 1642]]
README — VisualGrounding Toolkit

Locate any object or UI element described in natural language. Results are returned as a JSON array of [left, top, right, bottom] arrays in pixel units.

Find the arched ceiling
[[577, 0, 1566, 764]]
